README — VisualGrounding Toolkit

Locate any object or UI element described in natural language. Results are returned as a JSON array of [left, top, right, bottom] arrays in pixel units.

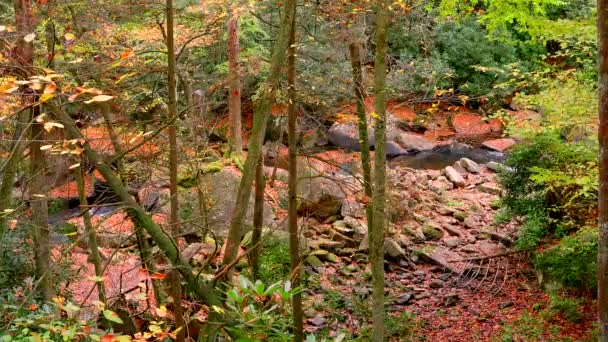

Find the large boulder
[[328, 121, 374, 151], [298, 175, 347, 219], [394, 132, 437, 151], [179, 169, 275, 237]]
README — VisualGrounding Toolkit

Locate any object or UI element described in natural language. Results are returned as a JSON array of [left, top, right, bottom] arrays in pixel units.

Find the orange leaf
[[28, 303, 38, 311], [120, 50, 135, 60], [149, 272, 167, 280], [101, 334, 115, 342]]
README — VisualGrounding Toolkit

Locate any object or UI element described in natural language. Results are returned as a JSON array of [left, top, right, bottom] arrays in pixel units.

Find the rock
[[358, 234, 369, 251], [194, 169, 275, 237], [328, 121, 374, 151], [444, 293, 459, 306], [384, 239, 407, 259], [341, 200, 365, 218], [460, 158, 481, 174], [482, 138, 517, 152], [422, 222, 444, 241], [429, 176, 454, 193], [298, 176, 346, 219], [452, 161, 468, 174], [429, 279, 445, 289], [444, 166, 466, 187], [395, 132, 437, 150], [386, 141, 408, 157], [444, 236, 462, 248], [306, 255, 324, 267], [485, 161, 503, 172], [394, 292, 414, 305], [308, 314, 328, 327], [477, 183, 501, 196], [499, 301, 514, 310], [413, 270, 426, 277], [463, 216, 480, 229], [344, 216, 367, 235], [453, 211, 467, 222]]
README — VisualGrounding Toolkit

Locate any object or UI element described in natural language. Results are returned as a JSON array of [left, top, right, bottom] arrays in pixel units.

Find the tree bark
[[227, 11, 243, 155], [75, 160, 106, 304], [371, 0, 389, 340], [598, 0, 608, 339], [349, 42, 374, 229], [166, 0, 185, 339], [30, 111, 54, 301], [250, 155, 265, 280], [287, 12, 304, 342], [222, 0, 297, 275]]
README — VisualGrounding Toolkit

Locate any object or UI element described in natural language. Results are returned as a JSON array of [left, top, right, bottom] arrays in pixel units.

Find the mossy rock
[[422, 222, 443, 241]]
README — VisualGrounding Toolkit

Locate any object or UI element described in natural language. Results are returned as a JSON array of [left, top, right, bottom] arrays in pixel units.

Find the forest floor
[[45, 105, 598, 341]]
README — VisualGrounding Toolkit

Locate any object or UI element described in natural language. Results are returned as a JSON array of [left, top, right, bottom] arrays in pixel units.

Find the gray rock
[[358, 234, 369, 251], [444, 166, 466, 187], [344, 216, 367, 235], [194, 169, 275, 237], [341, 200, 365, 218], [452, 161, 468, 174], [463, 216, 480, 229], [394, 292, 414, 305], [395, 132, 437, 150], [444, 293, 459, 306], [429, 279, 445, 289], [328, 121, 374, 151], [444, 236, 462, 248], [384, 239, 407, 259], [306, 255, 324, 267], [298, 176, 346, 219], [422, 222, 444, 241], [477, 183, 501, 195], [460, 158, 481, 174]]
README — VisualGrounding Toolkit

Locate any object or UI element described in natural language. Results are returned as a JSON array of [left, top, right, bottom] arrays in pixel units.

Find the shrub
[[258, 236, 291, 284], [534, 227, 597, 292]]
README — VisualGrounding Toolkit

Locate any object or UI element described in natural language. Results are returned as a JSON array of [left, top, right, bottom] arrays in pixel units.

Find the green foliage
[[257, 237, 291, 284], [499, 131, 597, 248], [0, 223, 33, 291], [223, 276, 301, 341], [534, 228, 597, 291]]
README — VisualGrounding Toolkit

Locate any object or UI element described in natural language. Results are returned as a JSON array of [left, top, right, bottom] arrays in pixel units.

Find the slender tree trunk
[[370, 0, 389, 340], [227, 11, 243, 155], [222, 0, 297, 274], [598, 0, 608, 339], [251, 156, 265, 280], [287, 13, 304, 342], [30, 111, 54, 301], [349, 42, 374, 228], [75, 160, 106, 304], [166, 0, 185, 339]]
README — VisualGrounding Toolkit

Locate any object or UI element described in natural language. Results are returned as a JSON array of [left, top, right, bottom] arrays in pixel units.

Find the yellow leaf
[[69, 163, 80, 170], [40, 145, 53, 151], [39, 92, 55, 103], [84, 94, 114, 104], [0, 26, 5, 32], [64, 32, 75, 41]]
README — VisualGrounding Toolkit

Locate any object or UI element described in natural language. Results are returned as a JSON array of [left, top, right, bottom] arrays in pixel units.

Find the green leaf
[[103, 309, 124, 324]]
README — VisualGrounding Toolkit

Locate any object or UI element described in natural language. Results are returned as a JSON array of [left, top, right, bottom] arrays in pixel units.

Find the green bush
[[258, 236, 291, 284], [534, 227, 597, 292], [500, 131, 597, 248]]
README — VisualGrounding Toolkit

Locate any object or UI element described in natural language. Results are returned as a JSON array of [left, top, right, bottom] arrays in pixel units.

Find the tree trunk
[[30, 111, 54, 301], [349, 42, 374, 228], [166, 0, 185, 339], [370, 0, 389, 340], [598, 0, 608, 339], [287, 12, 304, 342], [250, 155, 265, 280], [222, 0, 297, 274], [227, 11, 243, 155], [75, 160, 106, 304]]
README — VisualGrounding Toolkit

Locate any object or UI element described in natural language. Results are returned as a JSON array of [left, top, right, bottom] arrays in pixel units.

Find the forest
[[0, 0, 607, 340]]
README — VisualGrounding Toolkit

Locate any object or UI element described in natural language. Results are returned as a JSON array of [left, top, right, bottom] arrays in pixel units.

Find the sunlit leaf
[[69, 163, 81, 170], [23, 33, 35, 42], [64, 32, 75, 41], [40, 145, 53, 151], [103, 309, 124, 324], [149, 272, 167, 280], [84, 95, 115, 104]]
